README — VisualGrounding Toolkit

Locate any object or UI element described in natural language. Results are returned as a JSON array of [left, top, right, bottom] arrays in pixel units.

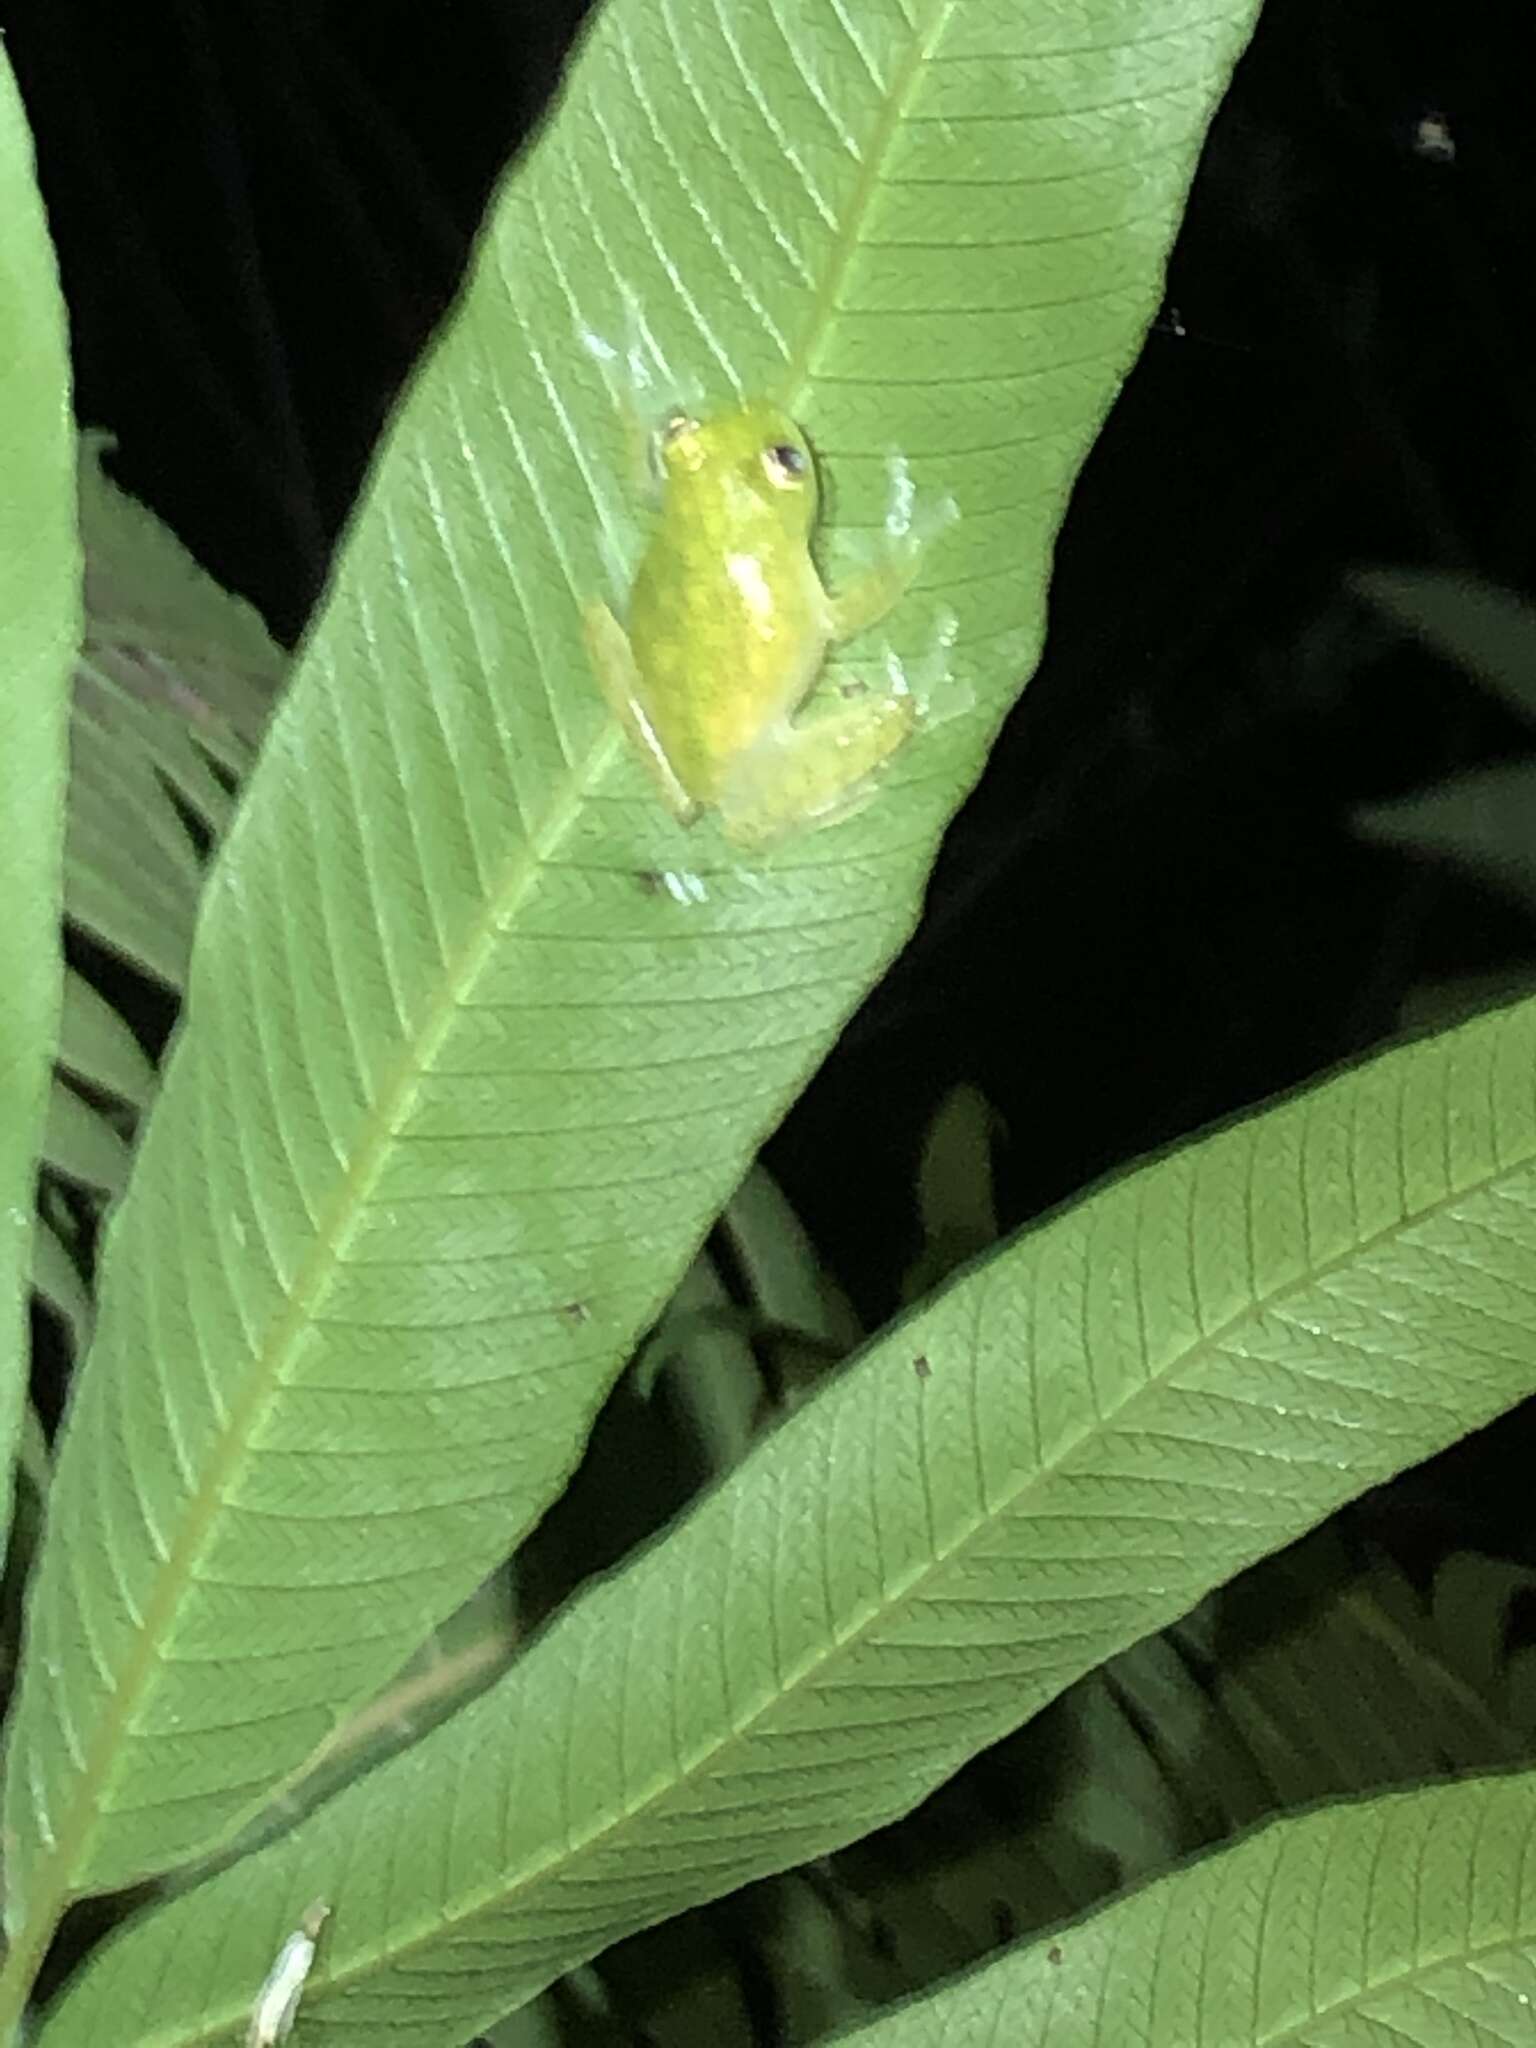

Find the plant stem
[[0, 1873, 65, 2043]]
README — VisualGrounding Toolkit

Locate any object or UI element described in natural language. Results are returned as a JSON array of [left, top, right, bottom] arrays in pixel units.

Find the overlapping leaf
[[827, 1774, 1536, 2046], [37, 992, 1536, 2047], [64, 434, 285, 989], [31, 974, 154, 1350], [1, 0, 1261, 1976], [56, 968, 157, 1114], [724, 1530, 1536, 2038], [0, 48, 78, 1563]]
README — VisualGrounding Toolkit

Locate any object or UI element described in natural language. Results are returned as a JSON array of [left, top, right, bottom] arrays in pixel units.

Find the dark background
[[6, 0, 1536, 1544]]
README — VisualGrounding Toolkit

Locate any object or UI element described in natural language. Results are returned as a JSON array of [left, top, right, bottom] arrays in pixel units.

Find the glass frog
[[584, 400, 954, 848]]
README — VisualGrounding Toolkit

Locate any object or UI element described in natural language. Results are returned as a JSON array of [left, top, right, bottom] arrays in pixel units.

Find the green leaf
[[76, 431, 284, 757], [824, 1773, 1536, 2046], [14, 1401, 52, 1503], [1355, 567, 1536, 723], [991, 1530, 1536, 1921], [28, 1220, 90, 1351], [1397, 969, 1536, 1038], [40, 1079, 131, 1198], [723, 1165, 862, 1357], [173, 1569, 521, 1888], [1169, 1538, 1532, 1796], [901, 1082, 1003, 1300], [37, 967, 152, 1354], [1352, 568, 1536, 914], [634, 1251, 766, 1469], [1432, 1550, 1536, 1709], [0, 48, 78, 1571], [64, 663, 224, 990], [1359, 760, 1536, 913], [62, 437, 286, 987], [38, 992, 1536, 2048], [1, 0, 1258, 1971], [56, 968, 157, 1113]]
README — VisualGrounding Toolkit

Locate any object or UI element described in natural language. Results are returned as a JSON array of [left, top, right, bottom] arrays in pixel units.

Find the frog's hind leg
[[716, 689, 917, 849], [582, 599, 699, 826]]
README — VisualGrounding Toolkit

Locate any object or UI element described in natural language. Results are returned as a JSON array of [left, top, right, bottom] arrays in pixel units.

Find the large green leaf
[[0, 0, 1260, 1971], [36, 993, 1536, 2048], [0, 51, 78, 1560], [827, 1773, 1536, 2046]]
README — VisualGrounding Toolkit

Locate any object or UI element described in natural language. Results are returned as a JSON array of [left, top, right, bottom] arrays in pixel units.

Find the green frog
[[584, 399, 952, 847]]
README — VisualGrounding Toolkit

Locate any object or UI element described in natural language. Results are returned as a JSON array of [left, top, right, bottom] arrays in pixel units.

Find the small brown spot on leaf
[[913, 1354, 932, 1380]]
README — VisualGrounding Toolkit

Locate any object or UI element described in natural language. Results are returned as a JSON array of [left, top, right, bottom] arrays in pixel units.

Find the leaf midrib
[[778, 0, 959, 404]]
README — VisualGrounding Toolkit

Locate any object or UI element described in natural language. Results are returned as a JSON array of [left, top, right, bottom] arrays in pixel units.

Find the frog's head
[[658, 400, 820, 535]]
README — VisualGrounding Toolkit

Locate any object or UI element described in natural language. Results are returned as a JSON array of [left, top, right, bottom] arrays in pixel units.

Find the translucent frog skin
[[584, 399, 947, 848]]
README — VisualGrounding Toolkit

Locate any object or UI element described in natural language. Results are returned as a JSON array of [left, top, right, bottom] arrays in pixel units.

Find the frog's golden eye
[[762, 442, 809, 488]]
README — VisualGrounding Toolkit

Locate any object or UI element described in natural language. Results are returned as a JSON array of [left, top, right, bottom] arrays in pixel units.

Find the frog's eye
[[762, 442, 809, 488]]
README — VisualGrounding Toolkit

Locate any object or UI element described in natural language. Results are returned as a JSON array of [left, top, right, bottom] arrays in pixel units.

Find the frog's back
[[626, 420, 828, 802]]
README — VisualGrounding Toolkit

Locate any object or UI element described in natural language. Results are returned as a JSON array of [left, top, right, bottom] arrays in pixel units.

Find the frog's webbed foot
[[582, 599, 699, 826], [875, 603, 968, 725], [826, 454, 959, 644]]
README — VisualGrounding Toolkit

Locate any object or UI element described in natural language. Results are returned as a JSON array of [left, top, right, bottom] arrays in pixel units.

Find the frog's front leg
[[715, 690, 917, 848], [582, 599, 699, 825], [825, 456, 958, 644]]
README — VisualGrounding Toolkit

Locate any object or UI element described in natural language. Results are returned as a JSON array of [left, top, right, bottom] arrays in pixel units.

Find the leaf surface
[[1355, 566, 1536, 720], [829, 1774, 1536, 2047], [62, 436, 285, 988], [37, 991, 1536, 2048], [1360, 760, 1536, 912], [0, 48, 77, 1563], [56, 968, 157, 1113], [40, 1079, 131, 1197], [29, 1221, 90, 1348]]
